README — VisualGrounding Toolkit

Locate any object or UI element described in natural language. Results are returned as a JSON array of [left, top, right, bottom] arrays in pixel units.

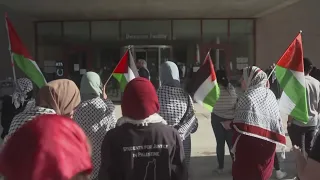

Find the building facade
[[35, 19, 254, 100], [0, 0, 319, 100]]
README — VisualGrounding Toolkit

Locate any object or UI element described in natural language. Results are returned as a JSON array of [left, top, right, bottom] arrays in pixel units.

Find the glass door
[[159, 46, 172, 86], [64, 46, 92, 87], [199, 44, 239, 85], [129, 45, 172, 89]]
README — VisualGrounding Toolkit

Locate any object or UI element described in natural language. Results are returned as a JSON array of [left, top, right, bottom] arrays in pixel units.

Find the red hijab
[[0, 114, 92, 180], [121, 77, 159, 120]]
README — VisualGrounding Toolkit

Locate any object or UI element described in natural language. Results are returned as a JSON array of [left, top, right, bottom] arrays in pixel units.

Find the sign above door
[[125, 33, 168, 40]]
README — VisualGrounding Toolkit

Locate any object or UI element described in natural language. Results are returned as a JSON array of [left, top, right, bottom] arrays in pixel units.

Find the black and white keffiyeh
[[233, 66, 286, 145], [157, 85, 198, 167], [158, 61, 198, 167], [158, 86, 198, 141], [12, 78, 33, 109], [73, 97, 117, 179], [4, 106, 56, 144]]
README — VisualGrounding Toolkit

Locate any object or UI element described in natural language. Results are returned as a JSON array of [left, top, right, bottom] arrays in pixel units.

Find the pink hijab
[[0, 114, 92, 180]]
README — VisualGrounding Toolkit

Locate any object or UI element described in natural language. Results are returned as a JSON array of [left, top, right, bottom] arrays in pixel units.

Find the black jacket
[[139, 67, 150, 80], [1, 95, 29, 139], [98, 122, 187, 180]]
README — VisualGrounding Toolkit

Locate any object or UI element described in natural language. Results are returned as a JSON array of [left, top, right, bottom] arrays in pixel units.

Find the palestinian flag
[[5, 14, 46, 88], [187, 53, 220, 111], [112, 49, 139, 91], [276, 32, 308, 123]]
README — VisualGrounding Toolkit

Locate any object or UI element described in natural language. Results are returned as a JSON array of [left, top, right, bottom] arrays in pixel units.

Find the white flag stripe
[[279, 92, 296, 115], [124, 67, 135, 82], [129, 50, 139, 77], [194, 76, 217, 104], [290, 70, 305, 87]]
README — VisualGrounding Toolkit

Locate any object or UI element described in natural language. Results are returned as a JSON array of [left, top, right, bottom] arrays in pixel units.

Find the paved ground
[[0, 104, 297, 180], [114, 104, 297, 180]]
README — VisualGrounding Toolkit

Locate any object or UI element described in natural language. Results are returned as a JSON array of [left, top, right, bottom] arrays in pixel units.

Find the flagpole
[[5, 13, 17, 85], [203, 48, 212, 65], [267, 30, 302, 80]]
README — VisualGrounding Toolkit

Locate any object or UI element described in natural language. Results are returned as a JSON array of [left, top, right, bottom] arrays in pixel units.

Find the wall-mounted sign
[[74, 64, 80, 71], [56, 61, 64, 77], [125, 33, 168, 40], [55, 62, 63, 67], [236, 57, 249, 70]]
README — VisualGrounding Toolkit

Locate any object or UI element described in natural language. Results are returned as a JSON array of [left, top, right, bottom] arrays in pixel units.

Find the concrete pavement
[[116, 104, 297, 180], [188, 104, 297, 180]]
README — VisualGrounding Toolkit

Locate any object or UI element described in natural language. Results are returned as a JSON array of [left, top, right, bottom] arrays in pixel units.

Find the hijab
[[12, 78, 33, 109], [242, 66, 269, 90], [121, 77, 159, 120], [80, 72, 102, 101], [36, 79, 81, 116], [0, 114, 92, 180], [233, 66, 286, 145], [160, 61, 180, 87]]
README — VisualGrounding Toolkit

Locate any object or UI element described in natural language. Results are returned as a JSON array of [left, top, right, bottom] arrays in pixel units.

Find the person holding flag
[[287, 58, 320, 155], [274, 32, 318, 158], [232, 66, 286, 180], [73, 71, 116, 179]]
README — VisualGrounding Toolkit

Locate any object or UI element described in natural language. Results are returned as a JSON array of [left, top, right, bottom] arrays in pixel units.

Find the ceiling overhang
[[2, 0, 300, 20]]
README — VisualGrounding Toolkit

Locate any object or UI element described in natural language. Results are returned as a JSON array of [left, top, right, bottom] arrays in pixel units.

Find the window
[[37, 22, 62, 45], [202, 20, 228, 43], [91, 21, 119, 41], [63, 22, 90, 42], [173, 20, 201, 40], [229, 20, 254, 71]]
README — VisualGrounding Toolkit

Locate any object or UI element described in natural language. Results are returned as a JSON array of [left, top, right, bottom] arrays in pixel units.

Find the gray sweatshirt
[[293, 75, 320, 127]]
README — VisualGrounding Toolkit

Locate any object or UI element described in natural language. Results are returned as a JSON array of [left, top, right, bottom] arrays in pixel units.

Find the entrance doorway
[[123, 45, 172, 89], [200, 43, 241, 87], [64, 46, 92, 87]]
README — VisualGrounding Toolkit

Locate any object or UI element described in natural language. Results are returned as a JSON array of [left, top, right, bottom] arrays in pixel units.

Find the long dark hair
[[216, 70, 229, 88]]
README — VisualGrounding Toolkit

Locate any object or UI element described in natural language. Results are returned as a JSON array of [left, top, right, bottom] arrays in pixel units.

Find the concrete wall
[[0, 5, 35, 80], [256, 0, 320, 69]]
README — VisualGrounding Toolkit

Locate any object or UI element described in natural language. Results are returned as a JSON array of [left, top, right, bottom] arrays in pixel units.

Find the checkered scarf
[[12, 78, 33, 109], [73, 98, 116, 179], [157, 86, 198, 141], [233, 66, 286, 145], [3, 106, 56, 145]]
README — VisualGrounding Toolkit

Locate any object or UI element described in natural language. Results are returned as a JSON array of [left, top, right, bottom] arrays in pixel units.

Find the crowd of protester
[[0, 59, 320, 180]]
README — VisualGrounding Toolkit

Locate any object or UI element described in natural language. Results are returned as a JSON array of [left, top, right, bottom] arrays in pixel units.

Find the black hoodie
[[98, 122, 187, 180]]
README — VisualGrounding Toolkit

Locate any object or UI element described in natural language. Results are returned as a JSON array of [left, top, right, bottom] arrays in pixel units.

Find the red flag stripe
[[204, 53, 216, 81], [113, 50, 129, 74], [6, 16, 34, 60], [276, 33, 304, 72]]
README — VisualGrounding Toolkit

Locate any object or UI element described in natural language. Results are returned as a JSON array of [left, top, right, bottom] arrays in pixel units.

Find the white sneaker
[[276, 170, 287, 179]]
